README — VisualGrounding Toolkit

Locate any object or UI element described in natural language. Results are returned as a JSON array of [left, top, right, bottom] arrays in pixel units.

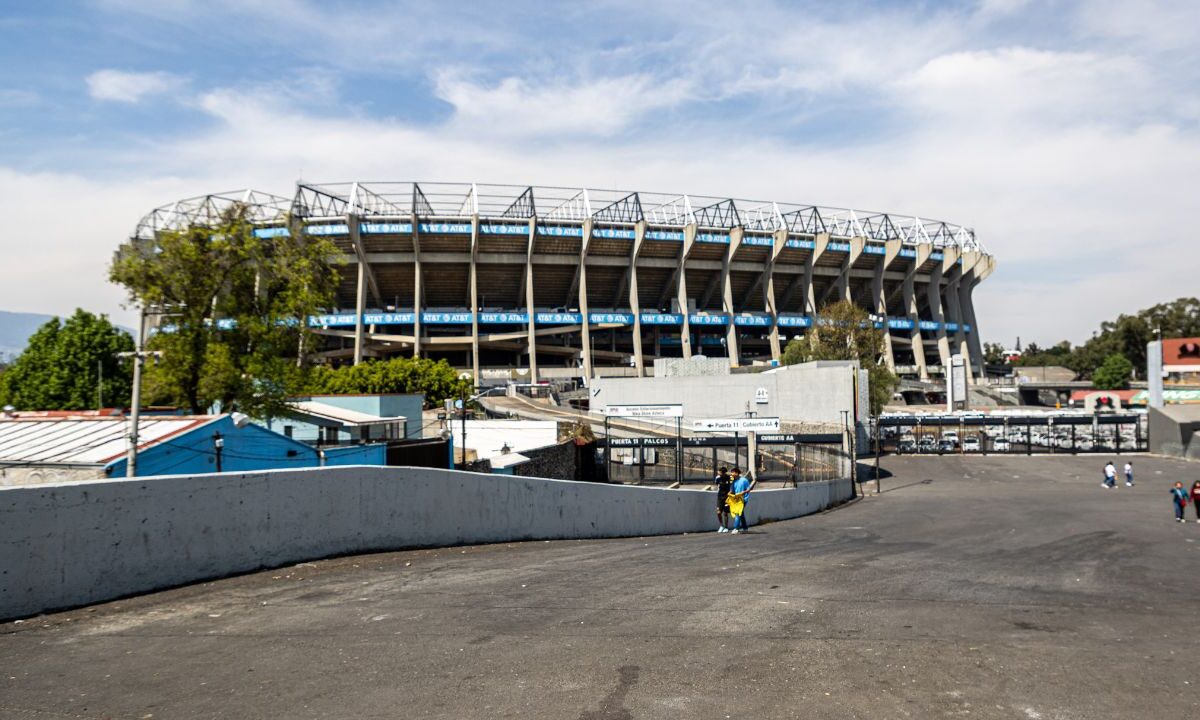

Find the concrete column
[[927, 250, 951, 371], [962, 253, 993, 377], [677, 225, 696, 359], [578, 219, 594, 380], [906, 245, 931, 380], [875, 239, 903, 372], [353, 259, 366, 365], [804, 232, 829, 315], [525, 217, 538, 382], [722, 227, 742, 366], [840, 236, 865, 302], [469, 215, 480, 381], [412, 220, 423, 358], [766, 228, 787, 360], [629, 221, 646, 377]]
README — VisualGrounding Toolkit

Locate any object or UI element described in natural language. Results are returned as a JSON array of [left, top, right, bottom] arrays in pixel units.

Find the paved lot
[[3, 454, 1199, 719]]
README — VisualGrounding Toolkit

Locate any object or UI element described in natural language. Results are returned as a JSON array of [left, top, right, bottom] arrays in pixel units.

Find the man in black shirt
[[715, 466, 732, 533]]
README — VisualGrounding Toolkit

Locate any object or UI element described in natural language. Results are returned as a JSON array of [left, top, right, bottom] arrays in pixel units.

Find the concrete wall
[[0, 467, 852, 620], [592, 360, 866, 426]]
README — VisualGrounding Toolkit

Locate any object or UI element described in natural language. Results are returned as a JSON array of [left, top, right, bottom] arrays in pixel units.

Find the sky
[[0, 0, 1196, 347]]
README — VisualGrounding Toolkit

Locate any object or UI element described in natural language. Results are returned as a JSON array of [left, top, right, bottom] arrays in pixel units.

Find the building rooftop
[[0, 415, 215, 467]]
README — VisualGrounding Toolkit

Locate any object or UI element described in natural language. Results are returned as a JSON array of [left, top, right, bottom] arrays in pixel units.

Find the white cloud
[[86, 69, 182, 103], [433, 72, 693, 137]]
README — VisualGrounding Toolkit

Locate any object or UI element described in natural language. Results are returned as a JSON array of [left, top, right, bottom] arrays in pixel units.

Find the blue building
[[263, 394, 425, 445], [103, 414, 385, 478]]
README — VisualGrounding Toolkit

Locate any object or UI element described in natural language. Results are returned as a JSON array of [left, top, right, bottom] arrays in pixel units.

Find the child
[[1170, 482, 1189, 523], [1103, 461, 1117, 489], [1124, 461, 1134, 487], [1192, 481, 1200, 523]]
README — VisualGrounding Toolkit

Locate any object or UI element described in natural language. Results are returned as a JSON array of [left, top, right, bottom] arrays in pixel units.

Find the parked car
[[937, 439, 957, 453], [918, 438, 937, 453], [898, 439, 917, 453], [962, 436, 981, 452], [993, 437, 1011, 452]]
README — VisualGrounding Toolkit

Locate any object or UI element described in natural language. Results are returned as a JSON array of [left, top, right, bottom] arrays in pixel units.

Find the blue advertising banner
[[827, 241, 852, 252], [253, 227, 290, 238], [887, 318, 915, 330], [537, 225, 584, 237], [784, 238, 815, 249], [360, 222, 413, 234], [930, 252, 944, 261], [309, 313, 359, 327], [742, 235, 773, 247], [777, 315, 812, 328], [418, 222, 471, 235], [945, 322, 959, 332], [589, 312, 634, 325], [660, 336, 726, 347], [688, 313, 729, 326], [593, 227, 636, 239], [639, 312, 683, 325], [696, 233, 730, 244], [534, 311, 581, 324], [306, 224, 349, 235], [863, 245, 887, 255], [898, 248, 917, 258], [733, 315, 772, 327], [645, 230, 684, 241], [421, 311, 473, 324], [479, 224, 528, 236], [919, 320, 941, 331], [363, 312, 415, 324], [481, 311, 529, 324]]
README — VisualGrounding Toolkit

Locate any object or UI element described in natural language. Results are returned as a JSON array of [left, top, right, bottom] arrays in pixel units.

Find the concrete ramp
[[0, 466, 852, 620]]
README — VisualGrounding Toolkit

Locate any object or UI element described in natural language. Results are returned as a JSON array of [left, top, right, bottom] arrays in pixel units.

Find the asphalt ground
[[3, 454, 1199, 719]]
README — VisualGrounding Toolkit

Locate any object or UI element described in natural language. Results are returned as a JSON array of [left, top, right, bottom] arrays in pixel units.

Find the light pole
[[213, 431, 224, 472], [116, 305, 169, 477]]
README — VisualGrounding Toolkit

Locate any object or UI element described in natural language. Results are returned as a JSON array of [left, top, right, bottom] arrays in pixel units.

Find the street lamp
[[212, 431, 225, 472]]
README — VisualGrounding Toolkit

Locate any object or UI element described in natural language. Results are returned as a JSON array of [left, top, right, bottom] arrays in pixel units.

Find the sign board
[[692, 417, 781, 433], [603, 404, 684, 418], [1163, 337, 1200, 372], [754, 387, 769, 404]]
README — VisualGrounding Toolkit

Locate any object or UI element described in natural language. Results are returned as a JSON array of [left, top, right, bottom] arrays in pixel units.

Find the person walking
[[1170, 482, 1189, 523], [1103, 461, 1117, 489], [1191, 481, 1200, 523], [728, 467, 754, 534], [1124, 461, 1134, 487], [714, 466, 732, 533]]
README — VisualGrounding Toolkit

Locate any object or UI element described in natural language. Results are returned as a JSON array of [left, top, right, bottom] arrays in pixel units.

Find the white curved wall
[[0, 466, 852, 620]]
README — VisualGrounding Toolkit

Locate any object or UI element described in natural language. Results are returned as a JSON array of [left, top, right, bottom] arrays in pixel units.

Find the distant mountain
[[0, 311, 56, 360]]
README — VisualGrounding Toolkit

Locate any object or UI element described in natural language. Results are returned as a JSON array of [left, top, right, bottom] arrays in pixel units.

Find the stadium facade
[[132, 182, 995, 383]]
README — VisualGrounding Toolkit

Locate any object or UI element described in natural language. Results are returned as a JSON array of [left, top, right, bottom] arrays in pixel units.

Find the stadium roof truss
[[132, 182, 984, 251]]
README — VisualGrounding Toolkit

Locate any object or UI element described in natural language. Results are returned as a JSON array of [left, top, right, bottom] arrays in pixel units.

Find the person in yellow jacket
[[725, 467, 755, 534]]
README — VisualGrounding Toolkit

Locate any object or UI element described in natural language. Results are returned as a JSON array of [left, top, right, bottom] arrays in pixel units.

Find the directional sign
[[692, 417, 781, 433], [603, 404, 684, 418]]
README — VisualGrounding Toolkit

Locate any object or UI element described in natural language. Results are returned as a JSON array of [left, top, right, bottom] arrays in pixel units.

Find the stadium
[[132, 182, 995, 383]]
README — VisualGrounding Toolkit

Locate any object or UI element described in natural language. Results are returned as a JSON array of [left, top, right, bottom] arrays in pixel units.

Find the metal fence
[[876, 413, 1147, 456], [598, 434, 847, 486]]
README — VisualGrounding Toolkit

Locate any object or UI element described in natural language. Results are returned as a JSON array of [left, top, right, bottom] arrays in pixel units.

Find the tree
[[982, 342, 1007, 365], [0, 309, 133, 410], [110, 206, 341, 416], [1092, 353, 1133, 390], [780, 300, 898, 416], [305, 356, 471, 407]]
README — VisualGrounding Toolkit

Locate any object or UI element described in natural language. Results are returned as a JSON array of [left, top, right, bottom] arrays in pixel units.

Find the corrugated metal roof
[[0, 416, 216, 467]]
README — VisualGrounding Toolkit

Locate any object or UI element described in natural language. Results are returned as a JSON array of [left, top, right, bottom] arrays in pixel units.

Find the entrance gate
[[598, 433, 846, 485]]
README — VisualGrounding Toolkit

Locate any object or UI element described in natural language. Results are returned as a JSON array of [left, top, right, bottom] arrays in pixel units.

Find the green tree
[[982, 342, 1007, 365], [0, 309, 133, 410], [110, 206, 341, 416], [1092, 353, 1133, 390], [305, 356, 471, 407], [780, 300, 898, 415]]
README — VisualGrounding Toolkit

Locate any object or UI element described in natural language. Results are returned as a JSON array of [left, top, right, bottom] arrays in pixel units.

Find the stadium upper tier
[[129, 182, 994, 382], [133, 182, 983, 252]]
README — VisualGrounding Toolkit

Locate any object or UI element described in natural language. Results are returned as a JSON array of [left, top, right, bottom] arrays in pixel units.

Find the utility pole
[[117, 306, 164, 478], [96, 359, 103, 410], [213, 431, 224, 472]]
